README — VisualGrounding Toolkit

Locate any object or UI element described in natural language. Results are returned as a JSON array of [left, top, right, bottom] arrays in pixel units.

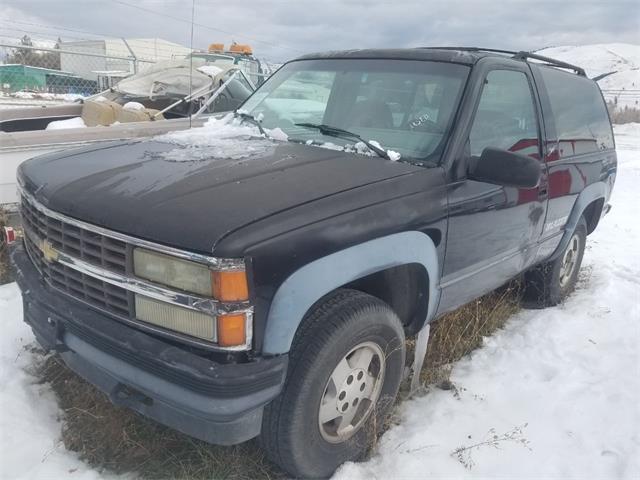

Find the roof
[[294, 48, 481, 65], [293, 47, 587, 76]]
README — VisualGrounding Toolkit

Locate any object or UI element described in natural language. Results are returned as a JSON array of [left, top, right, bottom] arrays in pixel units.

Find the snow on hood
[[370, 140, 401, 161], [306, 138, 401, 161], [156, 113, 399, 163], [156, 114, 280, 162]]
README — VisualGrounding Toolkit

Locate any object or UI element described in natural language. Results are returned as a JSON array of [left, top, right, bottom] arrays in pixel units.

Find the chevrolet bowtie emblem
[[39, 239, 59, 263]]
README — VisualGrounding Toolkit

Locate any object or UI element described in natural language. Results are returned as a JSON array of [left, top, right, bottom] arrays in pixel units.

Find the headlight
[[134, 248, 247, 301], [134, 248, 212, 296], [133, 248, 250, 347]]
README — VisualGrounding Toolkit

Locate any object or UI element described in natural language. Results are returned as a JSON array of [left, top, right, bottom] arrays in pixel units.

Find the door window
[[469, 70, 540, 159]]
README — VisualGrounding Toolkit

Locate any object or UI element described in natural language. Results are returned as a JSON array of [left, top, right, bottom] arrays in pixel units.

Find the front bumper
[[11, 243, 287, 445]]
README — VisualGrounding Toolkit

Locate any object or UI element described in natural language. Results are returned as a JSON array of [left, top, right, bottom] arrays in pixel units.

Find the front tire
[[525, 216, 587, 307], [260, 289, 405, 478]]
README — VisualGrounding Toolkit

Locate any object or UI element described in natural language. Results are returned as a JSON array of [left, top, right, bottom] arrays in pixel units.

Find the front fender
[[262, 231, 439, 355]]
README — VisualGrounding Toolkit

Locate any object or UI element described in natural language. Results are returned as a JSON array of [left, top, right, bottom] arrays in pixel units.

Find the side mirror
[[468, 147, 541, 188]]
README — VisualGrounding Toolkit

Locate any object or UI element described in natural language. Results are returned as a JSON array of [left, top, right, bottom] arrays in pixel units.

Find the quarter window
[[539, 67, 614, 157], [469, 70, 540, 159]]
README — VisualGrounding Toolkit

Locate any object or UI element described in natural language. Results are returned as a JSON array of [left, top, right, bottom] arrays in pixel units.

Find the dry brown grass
[[416, 281, 523, 387], [607, 102, 640, 124], [32, 281, 523, 479], [35, 355, 285, 480]]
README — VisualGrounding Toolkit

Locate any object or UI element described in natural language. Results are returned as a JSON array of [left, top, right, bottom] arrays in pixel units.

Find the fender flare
[[549, 181, 607, 260], [262, 231, 440, 355]]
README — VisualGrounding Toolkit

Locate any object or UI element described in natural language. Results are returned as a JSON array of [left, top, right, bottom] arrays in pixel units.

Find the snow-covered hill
[[537, 44, 640, 110]]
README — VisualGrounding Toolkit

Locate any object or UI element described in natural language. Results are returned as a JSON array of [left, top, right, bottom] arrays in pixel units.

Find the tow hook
[[110, 383, 153, 408]]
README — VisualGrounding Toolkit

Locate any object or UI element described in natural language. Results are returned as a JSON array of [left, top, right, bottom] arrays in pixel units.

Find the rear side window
[[539, 67, 614, 157]]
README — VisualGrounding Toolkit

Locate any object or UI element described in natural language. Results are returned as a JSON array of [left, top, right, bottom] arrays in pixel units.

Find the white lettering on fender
[[544, 216, 569, 232]]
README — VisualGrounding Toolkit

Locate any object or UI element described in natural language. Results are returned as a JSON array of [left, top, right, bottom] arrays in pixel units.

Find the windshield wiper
[[235, 111, 266, 136], [295, 123, 390, 160]]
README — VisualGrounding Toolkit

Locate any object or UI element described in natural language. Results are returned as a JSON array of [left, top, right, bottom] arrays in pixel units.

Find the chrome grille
[[20, 196, 127, 273], [21, 195, 132, 317]]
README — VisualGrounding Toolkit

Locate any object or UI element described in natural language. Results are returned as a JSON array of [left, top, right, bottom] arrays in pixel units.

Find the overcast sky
[[1, 0, 638, 63]]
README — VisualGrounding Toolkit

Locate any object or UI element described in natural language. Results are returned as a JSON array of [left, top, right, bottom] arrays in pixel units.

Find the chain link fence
[[0, 38, 277, 108], [0, 40, 183, 103]]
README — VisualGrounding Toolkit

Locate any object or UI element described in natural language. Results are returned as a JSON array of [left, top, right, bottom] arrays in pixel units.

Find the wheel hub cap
[[559, 234, 580, 287], [318, 341, 385, 443]]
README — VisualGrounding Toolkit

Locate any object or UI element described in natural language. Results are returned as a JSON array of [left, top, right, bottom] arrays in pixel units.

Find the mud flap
[[410, 324, 430, 395]]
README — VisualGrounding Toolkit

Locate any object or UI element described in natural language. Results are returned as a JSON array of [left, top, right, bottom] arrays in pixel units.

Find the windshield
[[240, 58, 469, 163]]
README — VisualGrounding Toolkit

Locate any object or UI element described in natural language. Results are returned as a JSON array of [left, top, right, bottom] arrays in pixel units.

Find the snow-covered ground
[[0, 125, 639, 479], [0, 91, 86, 110], [0, 99, 75, 110], [7, 91, 85, 102], [0, 284, 108, 479]]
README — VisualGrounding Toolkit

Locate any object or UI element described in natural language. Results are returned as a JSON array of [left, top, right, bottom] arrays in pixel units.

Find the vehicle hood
[[18, 139, 419, 254]]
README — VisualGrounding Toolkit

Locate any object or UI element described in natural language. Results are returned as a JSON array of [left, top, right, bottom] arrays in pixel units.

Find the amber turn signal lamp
[[217, 314, 246, 347], [212, 270, 249, 301]]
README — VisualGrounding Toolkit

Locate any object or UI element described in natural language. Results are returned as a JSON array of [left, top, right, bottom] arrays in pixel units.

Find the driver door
[[438, 66, 548, 313]]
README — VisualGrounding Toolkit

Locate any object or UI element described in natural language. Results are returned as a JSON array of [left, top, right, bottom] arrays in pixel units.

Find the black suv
[[11, 47, 616, 478]]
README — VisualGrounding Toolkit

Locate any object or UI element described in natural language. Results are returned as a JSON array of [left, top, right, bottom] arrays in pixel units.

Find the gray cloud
[[1, 0, 638, 62]]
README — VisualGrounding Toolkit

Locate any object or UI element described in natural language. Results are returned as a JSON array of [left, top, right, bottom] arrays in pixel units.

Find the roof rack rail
[[420, 46, 519, 55], [419, 47, 586, 76], [512, 51, 586, 76]]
